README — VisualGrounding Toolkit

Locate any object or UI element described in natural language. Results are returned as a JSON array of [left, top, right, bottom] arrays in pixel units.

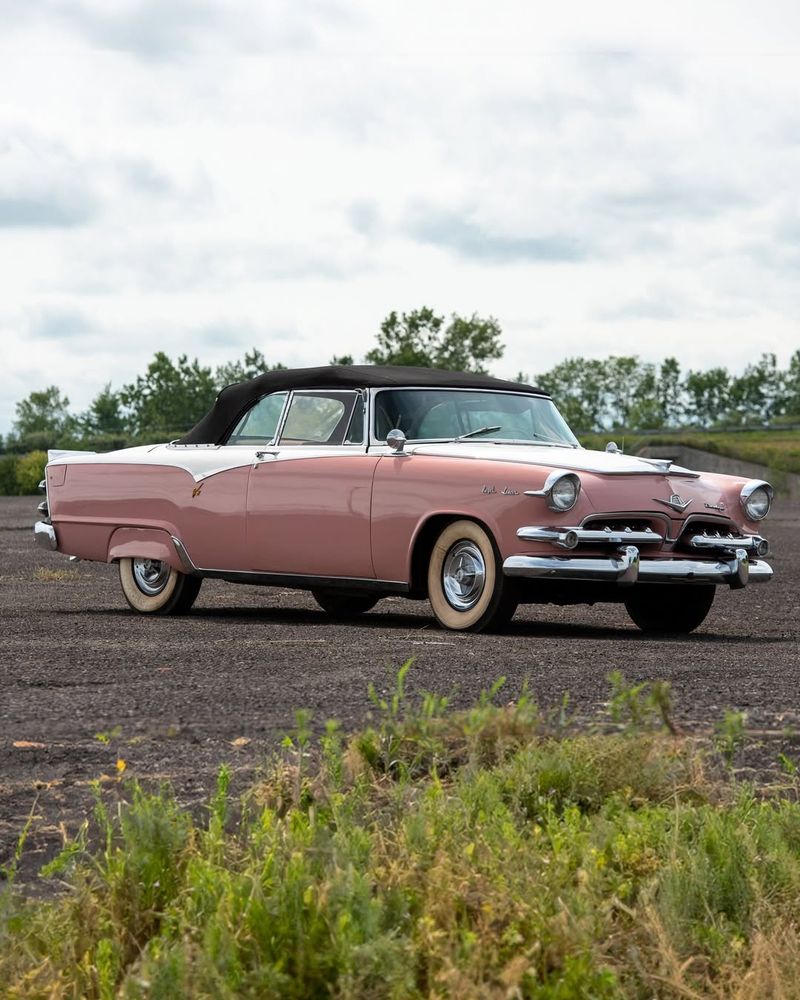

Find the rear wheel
[[311, 589, 379, 619], [624, 584, 715, 634], [427, 520, 517, 632], [119, 557, 202, 615]]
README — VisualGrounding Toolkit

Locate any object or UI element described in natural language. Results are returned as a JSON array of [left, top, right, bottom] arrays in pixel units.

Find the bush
[[14, 451, 48, 495], [0, 454, 17, 495], [9, 671, 800, 998]]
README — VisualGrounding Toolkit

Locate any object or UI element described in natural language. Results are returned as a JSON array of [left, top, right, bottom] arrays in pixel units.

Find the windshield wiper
[[532, 433, 579, 448], [454, 425, 502, 441]]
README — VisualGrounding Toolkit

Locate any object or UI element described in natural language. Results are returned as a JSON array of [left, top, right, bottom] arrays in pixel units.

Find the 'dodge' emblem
[[653, 493, 691, 512]]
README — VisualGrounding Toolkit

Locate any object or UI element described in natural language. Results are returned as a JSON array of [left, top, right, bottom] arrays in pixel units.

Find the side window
[[279, 391, 360, 445], [226, 392, 288, 445]]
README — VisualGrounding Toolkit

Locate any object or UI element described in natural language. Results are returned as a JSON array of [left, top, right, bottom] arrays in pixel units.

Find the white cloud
[[2, 0, 800, 434]]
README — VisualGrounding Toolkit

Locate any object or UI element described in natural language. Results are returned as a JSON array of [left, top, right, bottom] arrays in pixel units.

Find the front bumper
[[34, 520, 58, 551], [503, 544, 773, 589]]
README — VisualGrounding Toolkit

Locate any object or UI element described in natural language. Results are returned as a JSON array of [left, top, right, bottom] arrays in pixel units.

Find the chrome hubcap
[[132, 558, 170, 596], [442, 540, 486, 611]]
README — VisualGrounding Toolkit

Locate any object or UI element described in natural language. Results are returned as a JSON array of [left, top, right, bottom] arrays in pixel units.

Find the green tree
[[625, 362, 662, 431], [535, 358, 609, 432], [726, 353, 782, 425], [657, 357, 683, 427], [13, 386, 73, 438], [80, 384, 127, 436], [215, 348, 286, 389], [781, 349, 800, 418], [607, 357, 683, 431], [365, 308, 503, 373], [8, 386, 76, 452], [683, 367, 731, 427], [120, 352, 217, 437], [330, 353, 354, 366], [603, 356, 652, 428]]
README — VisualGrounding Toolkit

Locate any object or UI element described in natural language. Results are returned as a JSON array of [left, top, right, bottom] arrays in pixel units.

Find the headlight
[[525, 470, 581, 512], [549, 474, 580, 511], [740, 480, 773, 521]]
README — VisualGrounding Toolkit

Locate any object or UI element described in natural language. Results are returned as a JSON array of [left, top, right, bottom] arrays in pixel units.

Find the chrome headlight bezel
[[525, 470, 581, 512], [740, 480, 773, 521]]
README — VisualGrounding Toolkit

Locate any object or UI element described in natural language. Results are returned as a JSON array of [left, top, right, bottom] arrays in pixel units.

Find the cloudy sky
[[1, 0, 799, 435]]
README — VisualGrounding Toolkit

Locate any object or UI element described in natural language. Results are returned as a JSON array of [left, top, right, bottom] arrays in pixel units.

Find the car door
[[170, 390, 290, 571], [245, 389, 380, 578]]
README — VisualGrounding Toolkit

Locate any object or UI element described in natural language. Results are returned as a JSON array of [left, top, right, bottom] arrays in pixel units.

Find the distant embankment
[[638, 445, 800, 500]]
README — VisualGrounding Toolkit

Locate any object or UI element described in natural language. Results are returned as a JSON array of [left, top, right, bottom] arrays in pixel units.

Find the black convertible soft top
[[177, 364, 547, 445]]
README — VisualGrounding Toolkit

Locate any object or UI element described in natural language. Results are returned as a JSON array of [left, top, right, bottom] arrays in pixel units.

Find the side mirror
[[386, 429, 407, 454]]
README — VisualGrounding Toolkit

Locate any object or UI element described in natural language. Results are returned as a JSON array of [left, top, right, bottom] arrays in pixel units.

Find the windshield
[[373, 389, 579, 447]]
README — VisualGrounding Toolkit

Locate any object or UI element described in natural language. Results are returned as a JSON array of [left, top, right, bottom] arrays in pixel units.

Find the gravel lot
[[1, 494, 798, 881]]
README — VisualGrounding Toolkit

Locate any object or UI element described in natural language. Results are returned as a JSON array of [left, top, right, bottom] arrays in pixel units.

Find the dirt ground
[[1, 495, 798, 884]]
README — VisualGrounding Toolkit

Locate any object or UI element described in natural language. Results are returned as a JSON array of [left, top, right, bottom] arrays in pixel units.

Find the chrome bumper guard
[[504, 544, 773, 589], [34, 520, 58, 551]]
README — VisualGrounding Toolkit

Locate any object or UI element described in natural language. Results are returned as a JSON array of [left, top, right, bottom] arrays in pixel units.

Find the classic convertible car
[[34, 365, 774, 633]]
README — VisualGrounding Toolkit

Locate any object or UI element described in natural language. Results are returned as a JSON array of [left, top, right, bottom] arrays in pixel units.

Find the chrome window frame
[[275, 389, 365, 448], [366, 386, 576, 448], [223, 390, 292, 447], [222, 389, 367, 449]]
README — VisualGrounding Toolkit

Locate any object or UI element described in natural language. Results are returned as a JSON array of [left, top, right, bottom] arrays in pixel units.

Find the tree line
[[532, 352, 800, 434], [5, 308, 800, 460]]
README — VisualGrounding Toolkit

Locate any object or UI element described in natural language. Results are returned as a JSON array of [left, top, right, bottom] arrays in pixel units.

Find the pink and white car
[[34, 365, 774, 633]]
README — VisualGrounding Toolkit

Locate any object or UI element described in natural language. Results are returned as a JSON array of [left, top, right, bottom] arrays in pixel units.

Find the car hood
[[408, 442, 759, 525], [409, 442, 697, 477]]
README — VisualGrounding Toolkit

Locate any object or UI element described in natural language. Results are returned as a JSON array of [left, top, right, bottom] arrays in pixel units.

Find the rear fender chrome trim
[[171, 536, 202, 575]]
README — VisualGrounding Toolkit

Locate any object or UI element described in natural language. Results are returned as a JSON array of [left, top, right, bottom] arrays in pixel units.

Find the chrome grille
[[582, 517, 665, 539], [678, 520, 769, 557], [678, 520, 740, 548]]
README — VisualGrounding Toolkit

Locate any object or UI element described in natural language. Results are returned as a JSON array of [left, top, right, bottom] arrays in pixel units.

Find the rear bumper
[[503, 545, 773, 589], [34, 521, 58, 551]]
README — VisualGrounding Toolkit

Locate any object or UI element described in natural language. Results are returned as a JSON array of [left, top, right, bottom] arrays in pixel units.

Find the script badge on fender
[[192, 483, 203, 498]]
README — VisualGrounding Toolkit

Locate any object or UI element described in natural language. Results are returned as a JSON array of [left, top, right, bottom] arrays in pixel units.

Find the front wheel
[[119, 557, 202, 615], [427, 520, 517, 632], [311, 590, 379, 619], [624, 584, 715, 634]]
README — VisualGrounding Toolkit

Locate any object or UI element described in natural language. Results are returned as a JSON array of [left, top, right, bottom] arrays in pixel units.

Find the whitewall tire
[[427, 520, 517, 632], [118, 557, 202, 615]]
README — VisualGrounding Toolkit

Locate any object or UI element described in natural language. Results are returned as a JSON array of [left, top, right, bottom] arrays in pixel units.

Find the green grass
[[581, 429, 800, 477], [3, 667, 800, 998]]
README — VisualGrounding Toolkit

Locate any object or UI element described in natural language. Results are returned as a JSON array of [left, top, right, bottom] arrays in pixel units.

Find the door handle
[[253, 449, 279, 466]]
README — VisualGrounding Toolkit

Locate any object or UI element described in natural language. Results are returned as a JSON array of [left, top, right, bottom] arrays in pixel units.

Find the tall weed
[[2, 669, 800, 998]]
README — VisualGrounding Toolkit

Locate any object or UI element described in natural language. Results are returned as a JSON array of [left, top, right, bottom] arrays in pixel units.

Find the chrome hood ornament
[[654, 493, 692, 512]]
